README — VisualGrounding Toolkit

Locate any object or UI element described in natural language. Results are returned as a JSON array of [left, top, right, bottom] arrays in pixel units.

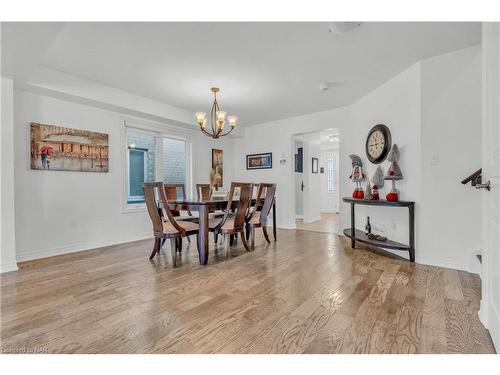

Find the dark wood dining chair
[[164, 183, 193, 219], [144, 182, 199, 267], [246, 183, 276, 250], [197, 183, 226, 244], [208, 182, 252, 258], [196, 183, 212, 201], [164, 183, 196, 248]]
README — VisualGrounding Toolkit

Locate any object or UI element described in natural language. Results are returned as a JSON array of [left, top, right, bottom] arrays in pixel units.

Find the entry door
[[481, 22, 500, 350]]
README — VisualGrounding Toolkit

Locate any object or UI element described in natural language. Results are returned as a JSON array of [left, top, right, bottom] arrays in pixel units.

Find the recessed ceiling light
[[319, 83, 329, 91]]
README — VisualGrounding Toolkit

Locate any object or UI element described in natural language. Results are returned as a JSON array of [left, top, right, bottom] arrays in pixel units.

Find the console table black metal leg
[[272, 199, 277, 241], [350, 202, 355, 248], [409, 203, 415, 262]]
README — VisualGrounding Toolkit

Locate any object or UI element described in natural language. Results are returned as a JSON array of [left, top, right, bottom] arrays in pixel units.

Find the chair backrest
[[248, 183, 276, 225], [164, 183, 189, 216], [164, 183, 187, 200], [144, 182, 185, 237], [217, 182, 252, 231], [196, 183, 212, 201]]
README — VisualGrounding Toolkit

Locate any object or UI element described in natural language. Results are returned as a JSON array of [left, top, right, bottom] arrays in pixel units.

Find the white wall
[[234, 45, 481, 271], [302, 137, 321, 224], [13, 90, 235, 261], [6, 45, 482, 272], [294, 140, 303, 217], [419, 45, 482, 269], [1, 77, 18, 272], [340, 63, 422, 248], [233, 106, 351, 229]]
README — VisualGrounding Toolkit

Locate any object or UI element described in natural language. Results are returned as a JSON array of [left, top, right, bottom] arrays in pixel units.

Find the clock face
[[365, 124, 391, 164]]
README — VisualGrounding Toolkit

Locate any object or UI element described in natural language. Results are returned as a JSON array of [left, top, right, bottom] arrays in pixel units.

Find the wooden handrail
[[461, 168, 482, 185]]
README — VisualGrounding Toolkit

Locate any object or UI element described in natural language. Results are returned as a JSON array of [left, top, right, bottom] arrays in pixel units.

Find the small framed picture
[[312, 157, 319, 173], [246, 152, 272, 170]]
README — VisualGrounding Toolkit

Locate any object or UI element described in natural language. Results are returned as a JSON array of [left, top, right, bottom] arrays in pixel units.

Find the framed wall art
[[312, 157, 319, 173], [246, 152, 273, 170], [211, 148, 223, 187], [30, 122, 109, 172]]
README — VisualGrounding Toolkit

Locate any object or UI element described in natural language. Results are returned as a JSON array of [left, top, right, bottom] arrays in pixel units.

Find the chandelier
[[195, 87, 237, 138]]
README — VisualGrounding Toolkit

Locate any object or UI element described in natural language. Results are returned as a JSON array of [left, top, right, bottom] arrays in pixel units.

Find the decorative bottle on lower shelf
[[365, 216, 371, 235]]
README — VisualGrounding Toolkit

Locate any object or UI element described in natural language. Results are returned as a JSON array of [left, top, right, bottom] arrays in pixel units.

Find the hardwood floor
[[0, 228, 495, 354], [296, 213, 339, 234]]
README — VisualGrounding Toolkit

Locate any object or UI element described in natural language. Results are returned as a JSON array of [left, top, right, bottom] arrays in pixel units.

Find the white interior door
[[294, 141, 304, 218], [480, 22, 500, 350]]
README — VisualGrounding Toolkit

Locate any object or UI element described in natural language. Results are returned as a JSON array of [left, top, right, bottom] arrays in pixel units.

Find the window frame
[[327, 157, 334, 193], [121, 120, 193, 213], [127, 147, 148, 204]]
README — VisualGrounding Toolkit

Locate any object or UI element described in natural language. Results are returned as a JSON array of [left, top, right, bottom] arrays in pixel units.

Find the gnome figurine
[[384, 144, 403, 201], [349, 154, 366, 199], [371, 166, 384, 200]]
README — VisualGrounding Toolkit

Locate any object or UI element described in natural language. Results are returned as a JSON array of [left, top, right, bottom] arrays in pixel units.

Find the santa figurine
[[349, 154, 366, 199], [384, 144, 403, 201], [370, 166, 384, 200]]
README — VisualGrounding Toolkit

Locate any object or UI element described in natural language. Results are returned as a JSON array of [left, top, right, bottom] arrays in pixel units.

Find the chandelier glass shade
[[195, 87, 237, 138]]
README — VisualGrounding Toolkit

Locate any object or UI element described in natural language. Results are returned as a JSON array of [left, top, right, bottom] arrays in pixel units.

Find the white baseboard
[[276, 222, 296, 230], [1, 261, 19, 274], [416, 254, 470, 272], [16, 232, 152, 263], [303, 215, 321, 224]]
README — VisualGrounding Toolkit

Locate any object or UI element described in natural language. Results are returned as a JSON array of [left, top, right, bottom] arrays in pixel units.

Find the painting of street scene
[[30, 123, 109, 172]]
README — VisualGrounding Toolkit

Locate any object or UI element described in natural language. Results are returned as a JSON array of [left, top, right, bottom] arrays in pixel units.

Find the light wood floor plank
[[0, 228, 494, 354]]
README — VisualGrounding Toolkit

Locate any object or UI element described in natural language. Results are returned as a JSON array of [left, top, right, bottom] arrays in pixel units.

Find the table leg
[[197, 205, 209, 265], [272, 199, 277, 241], [409, 204, 415, 262], [350, 202, 355, 249]]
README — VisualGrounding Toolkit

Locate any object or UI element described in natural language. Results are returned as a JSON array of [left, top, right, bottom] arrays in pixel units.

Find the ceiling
[[2, 22, 480, 126]]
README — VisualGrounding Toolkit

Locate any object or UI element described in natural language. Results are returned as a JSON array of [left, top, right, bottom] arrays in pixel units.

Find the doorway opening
[[293, 128, 340, 234]]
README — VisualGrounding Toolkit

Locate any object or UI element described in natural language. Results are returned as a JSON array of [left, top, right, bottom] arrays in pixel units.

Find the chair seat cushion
[[174, 214, 198, 222], [208, 217, 241, 232], [247, 215, 263, 227], [163, 220, 199, 236]]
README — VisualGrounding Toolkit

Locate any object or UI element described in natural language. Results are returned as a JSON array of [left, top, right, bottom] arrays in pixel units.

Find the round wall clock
[[365, 124, 392, 164]]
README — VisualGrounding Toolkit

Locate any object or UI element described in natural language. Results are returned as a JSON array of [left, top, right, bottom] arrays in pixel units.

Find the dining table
[[167, 197, 277, 265]]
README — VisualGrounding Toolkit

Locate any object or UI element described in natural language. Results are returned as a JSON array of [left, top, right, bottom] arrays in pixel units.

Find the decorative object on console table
[[211, 148, 223, 188], [364, 182, 373, 200], [246, 152, 272, 170], [384, 144, 403, 201], [348, 154, 366, 199], [365, 216, 371, 235], [370, 166, 384, 200], [312, 157, 319, 173]]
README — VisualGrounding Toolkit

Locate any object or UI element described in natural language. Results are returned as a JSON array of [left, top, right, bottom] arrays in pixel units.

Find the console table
[[342, 197, 415, 262]]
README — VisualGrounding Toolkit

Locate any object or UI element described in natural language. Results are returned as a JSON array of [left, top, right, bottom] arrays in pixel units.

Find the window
[[327, 157, 334, 193], [162, 138, 187, 185], [125, 126, 190, 208]]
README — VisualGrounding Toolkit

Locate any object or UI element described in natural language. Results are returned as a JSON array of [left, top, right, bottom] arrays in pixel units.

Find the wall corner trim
[[1, 261, 19, 274]]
